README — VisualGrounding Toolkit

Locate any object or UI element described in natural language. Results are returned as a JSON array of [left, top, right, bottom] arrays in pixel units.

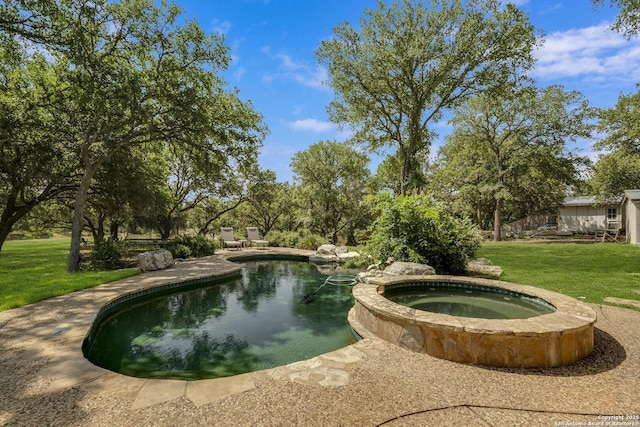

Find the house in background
[[622, 190, 640, 245], [558, 195, 622, 235], [558, 190, 640, 245]]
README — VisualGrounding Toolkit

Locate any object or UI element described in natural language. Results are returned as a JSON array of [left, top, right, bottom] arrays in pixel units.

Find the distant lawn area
[[477, 241, 640, 310], [0, 238, 139, 312]]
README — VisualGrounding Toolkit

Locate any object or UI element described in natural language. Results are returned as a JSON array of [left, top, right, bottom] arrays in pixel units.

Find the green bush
[[167, 235, 216, 258], [91, 239, 128, 270], [365, 194, 481, 274], [264, 229, 328, 250], [168, 243, 192, 259]]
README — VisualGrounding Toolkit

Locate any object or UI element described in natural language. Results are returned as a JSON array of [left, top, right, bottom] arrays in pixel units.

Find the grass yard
[[477, 241, 640, 309], [0, 238, 139, 312]]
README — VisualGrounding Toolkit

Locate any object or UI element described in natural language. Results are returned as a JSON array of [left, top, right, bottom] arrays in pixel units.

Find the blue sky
[[174, 0, 640, 182]]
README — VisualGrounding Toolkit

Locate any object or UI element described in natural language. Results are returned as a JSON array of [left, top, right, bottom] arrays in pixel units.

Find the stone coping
[[351, 275, 597, 367]]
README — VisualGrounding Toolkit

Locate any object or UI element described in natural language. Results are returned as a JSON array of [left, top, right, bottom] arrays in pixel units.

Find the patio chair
[[246, 227, 269, 249], [220, 227, 243, 250]]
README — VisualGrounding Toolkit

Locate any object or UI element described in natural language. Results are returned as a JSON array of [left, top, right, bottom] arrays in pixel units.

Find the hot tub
[[349, 275, 597, 368]]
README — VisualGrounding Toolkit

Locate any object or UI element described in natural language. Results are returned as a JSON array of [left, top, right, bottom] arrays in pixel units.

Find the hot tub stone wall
[[349, 275, 596, 368]]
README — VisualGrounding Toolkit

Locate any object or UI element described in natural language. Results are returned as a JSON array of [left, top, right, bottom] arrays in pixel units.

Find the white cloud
[[533, 24, 640, 83], [289, 119, 334, 133], [234, 66, 246, 80], [261, 47, 329, 89], [211, 19, 232, 35]]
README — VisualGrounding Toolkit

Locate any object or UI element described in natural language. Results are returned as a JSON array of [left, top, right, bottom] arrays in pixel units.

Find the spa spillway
[[349, 275, 597, 368]]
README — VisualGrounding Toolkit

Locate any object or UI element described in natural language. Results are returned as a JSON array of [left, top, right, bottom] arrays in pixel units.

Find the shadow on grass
[[481, 328, 626, 377]]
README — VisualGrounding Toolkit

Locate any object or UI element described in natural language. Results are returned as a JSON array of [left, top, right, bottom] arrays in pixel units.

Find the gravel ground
[[1, 253, 639, 427]]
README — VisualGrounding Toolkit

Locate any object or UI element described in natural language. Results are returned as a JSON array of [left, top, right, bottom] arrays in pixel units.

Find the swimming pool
[[83, 260, 358, 380]]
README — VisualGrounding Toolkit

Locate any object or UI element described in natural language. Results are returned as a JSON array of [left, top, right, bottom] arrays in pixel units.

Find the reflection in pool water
[[84, 261, 358, 380]]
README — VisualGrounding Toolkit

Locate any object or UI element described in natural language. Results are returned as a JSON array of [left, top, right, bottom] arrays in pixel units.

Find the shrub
[[168, 243, 192, 259], [264, 229, 328, 250], [91, 239, 128, 270], [365, 193, 481, 274], [167, 235, 216, 258]]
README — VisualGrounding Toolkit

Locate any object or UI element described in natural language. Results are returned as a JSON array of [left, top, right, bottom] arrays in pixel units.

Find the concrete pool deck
[[0, 247, 638, 426]]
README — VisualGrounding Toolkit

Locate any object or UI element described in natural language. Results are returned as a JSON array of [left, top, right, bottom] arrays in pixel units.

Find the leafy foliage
[[166, 235, 217, 258], [365, 194, 481, 274], [590, 150, 640, 200], [264, 229, 328, 250], [290, 141, 370, 244], [317, 0, 537, 194], [433, 86, 592, 239], [90, 240, 128, 270], [593, 0, 640, 38]]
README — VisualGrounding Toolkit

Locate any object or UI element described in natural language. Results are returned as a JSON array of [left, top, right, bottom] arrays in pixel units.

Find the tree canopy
[[435, 85, 592, 240], [593, 0, 640, 38], [290, 140, 370, 243], [316, 0, 538, 195], [0, 0, 267, 270]]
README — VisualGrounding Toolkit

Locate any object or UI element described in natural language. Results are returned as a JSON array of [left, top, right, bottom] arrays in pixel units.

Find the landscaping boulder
[[309, 253, 339, 264], [138, 249, 174, 272], [317, 244, 337, 255], [335, 246, 348, 255], [465, 259, 503, 279], [383, 261, 436, 277], [338, 251, 361, 262]]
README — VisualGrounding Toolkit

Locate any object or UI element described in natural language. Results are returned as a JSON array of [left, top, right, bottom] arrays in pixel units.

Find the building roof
[[624, 190, 640, 201], [562, 195, 623, 206]]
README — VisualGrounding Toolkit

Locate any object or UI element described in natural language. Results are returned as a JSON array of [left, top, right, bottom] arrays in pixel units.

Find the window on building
[[607, 208, 618, 220]]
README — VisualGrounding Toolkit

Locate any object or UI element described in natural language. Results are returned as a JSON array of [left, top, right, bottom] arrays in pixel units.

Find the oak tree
[[316, 0, 537, 195]]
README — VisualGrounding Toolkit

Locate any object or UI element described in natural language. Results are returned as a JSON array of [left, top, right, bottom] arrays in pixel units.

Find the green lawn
[[0, 238, 139, 312], [477, 241, 640, 309]]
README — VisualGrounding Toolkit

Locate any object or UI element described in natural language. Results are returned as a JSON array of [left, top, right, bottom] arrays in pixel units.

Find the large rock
[[465, 259, 503, 279], [382, 261, 436, 277], [309, 253, 339, 264], [317, 244, 337, 255], [334, 246, 348, 255], [338, 251, 360, 262], [138, 249, 174, 272]]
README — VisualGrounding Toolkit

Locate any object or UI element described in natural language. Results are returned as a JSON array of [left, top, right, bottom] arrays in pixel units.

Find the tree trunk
[[400, 153, 410, 196], [493, 199, 502, 242], [160, 217, 172, 240], [0, 218, 15, 253], [0, 189, 54, 252], [110, 220, 120, 241], [0, 195, 30, 252], [67, 171, 95, 272]]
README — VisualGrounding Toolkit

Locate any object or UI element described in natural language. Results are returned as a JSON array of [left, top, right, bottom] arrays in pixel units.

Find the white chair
[[220, 227, 242, 250], [246, 227, 269, 248]]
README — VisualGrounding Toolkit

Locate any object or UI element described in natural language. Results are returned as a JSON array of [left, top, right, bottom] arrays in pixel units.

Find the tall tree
[[590, 150, 640, 200], [0, 43, 77, 251], [591, 90, 640, 199], [243, 169, 291, 235], [316, 0, 537, 195], [290, 141, 370, 243], [439, 85, 592, 240], [597, 90, 640, 154], [82, 146, 169, 243], [2, 0, 266, 270]]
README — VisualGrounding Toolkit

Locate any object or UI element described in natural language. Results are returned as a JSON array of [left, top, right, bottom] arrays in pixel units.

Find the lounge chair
[[220, 227, 243, 250], [246, 227, 269, 248]]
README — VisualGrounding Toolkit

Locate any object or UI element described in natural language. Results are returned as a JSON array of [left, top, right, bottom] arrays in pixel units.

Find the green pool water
[[83, 260, 358, 380], [384, 282, 556, 319]]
